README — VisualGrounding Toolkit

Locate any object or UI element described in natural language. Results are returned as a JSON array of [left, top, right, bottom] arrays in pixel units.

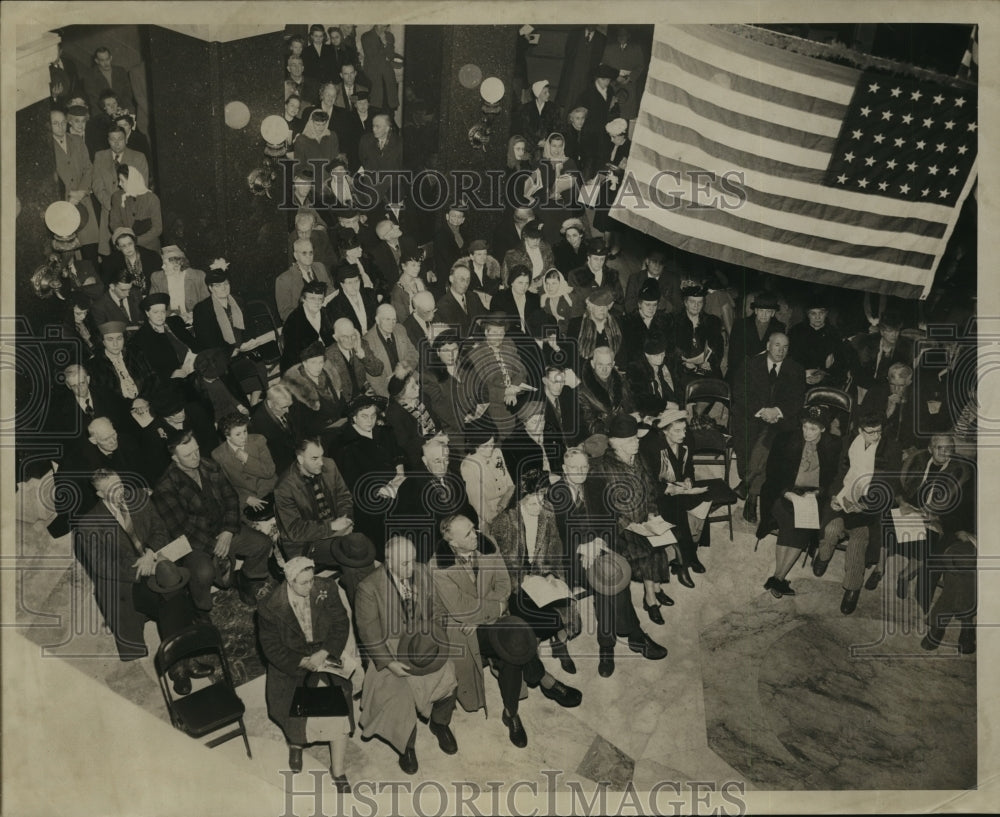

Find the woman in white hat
[[592, 117, 631, 258]]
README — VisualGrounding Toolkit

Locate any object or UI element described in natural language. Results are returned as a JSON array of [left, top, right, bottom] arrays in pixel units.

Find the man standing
[[154, 431, 272, 615], [93, 126, 149, 257], [355, 536, 460, 774], [83, 46, 136, 118], [273, 437, 377, 602]]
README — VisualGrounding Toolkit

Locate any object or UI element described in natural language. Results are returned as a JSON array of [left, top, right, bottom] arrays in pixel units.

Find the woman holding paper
[[757, 406, 840, 599], [492, 468, 579, 675]]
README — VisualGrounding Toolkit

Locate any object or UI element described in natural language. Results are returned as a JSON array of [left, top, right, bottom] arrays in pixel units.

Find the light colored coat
[[363, 324, 418, 397]]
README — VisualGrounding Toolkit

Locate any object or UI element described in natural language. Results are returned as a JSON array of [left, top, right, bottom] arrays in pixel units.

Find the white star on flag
[[881, 111, 893, 121], [921, 188, 931, 197], [933, 94, 944, 105], [938, 189, 949, 199], [868, 82, 880, 93], [865, 156, 876, 166], [873, 134, 885, 144], [886, 159, 897, 169], [948, 166, 959, 176], [878, 181, 888, 191], [890, 87, 902, 97], [901, 114, 913, 124], [955, 97, 966, 108], [860, 106, 871, 117], [967, 122, 977, 132], [844, 151, 855, 162], [935, 143, 946, 153], [858, 179, 869, 189], [928, 165, 939, 175], [915, 140, 926, 150], [851, 129, 863, 139], [906, 162, 917, 172], [957, 145, 968, 155], [893, 138, 905, 148], [836, 174, 848, 184], [944, 120, 955, 130], [923, 117, 934, 128], [910, 90, 922, 101], [899, 184, 910, 194]]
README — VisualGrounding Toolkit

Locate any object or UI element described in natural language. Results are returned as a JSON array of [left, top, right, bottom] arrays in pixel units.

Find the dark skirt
[[771, 496, 816, 551], [619, 529, 673, 583]]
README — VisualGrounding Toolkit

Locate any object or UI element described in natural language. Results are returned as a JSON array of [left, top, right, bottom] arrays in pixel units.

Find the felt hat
[[637, 279, 661, 303], [521, 220, 544, 240], [586, 237, 609, 256], [330, 534, 376, 568], [111, 226, 136, 245], [656, 408, 688, 429], [151, 387, 186, 418], [336, 263, 361, 283], [531, 79, 550, 97], [586, 288, 614, 307], [607, 413, 639, 439], [580, 433, 609, 459], [468, 239, 488, 253], [596, 64, 619, 80], [486, 616, 538, 665], [205, 268, 230, 285], [300, 340, 326, 362], [147, 560, 191, 594], [395, 627, 452, 676], [347, 394, 380, 417], [643, 335, 667, 356], [560, 217, 585, 235], [587, 550, 632, 595], [140, 292, 170, 312], [752, 293, 780, 310], [97, 320, 127, 337], [302, 279, 328, 297]]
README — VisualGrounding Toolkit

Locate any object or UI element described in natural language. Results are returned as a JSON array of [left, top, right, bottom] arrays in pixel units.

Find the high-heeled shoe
[[654, 589, 675, 606], [642, 598, 665, 625], [670, 561, 695, 588]]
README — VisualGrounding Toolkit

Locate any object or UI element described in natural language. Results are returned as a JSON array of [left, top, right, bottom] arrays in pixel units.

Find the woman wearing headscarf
[[591, 118, 631, 258], [534, 132, 584, 246], [538, 268, 580, 333], [108, 164, 162, 253], [258, 555, 359, 793], [757, 406, 841, 599]]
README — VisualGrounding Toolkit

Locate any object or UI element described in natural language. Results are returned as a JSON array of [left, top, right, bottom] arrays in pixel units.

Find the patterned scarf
[[577, 313, 622, 360]]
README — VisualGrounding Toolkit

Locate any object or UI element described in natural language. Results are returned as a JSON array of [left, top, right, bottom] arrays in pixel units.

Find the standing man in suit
[[83, 46, 135, 119], [432, 206, 468, 287], [358, 113, 403, 199], [275, 238, 334, 322], [360, 26, 400, 114], [731, 332, 807, 523], [364, 304, 418, 397], [50, 108, 100, 260], [573, 64, 621, 153], [434, 265, 486, 338], [92, 127, 149, 257], [558, 26, 607, 114], [355, 536, 460, 775]]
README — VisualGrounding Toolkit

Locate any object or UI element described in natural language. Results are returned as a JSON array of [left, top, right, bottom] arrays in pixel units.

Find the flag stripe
[[626, 155, 943, 264], [615, 24, 976, 298], [667, 25, 859, 103], [613, 205, 926, 300], [633, 121, 954, 225], [646, 51, 846, 137], [620, 172, 938, 272]]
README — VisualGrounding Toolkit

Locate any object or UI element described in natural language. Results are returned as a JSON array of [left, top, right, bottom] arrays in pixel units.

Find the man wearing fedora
[[727, 293, 785, 377], [74, 468, 206, 694], [433, 515, 549, 748], [154, 430, 272, 615], [547, 446, 668, 676], [355, 536, 460, 775], [273, 437, 376, 604]]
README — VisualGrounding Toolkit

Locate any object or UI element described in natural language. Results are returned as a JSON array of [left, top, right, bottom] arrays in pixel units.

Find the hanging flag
[[614, 25, 978, 299], [959, 24, 978, 81]]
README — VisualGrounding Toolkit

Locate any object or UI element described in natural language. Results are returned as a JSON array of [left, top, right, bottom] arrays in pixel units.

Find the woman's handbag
[[289, 671, 351, 718]]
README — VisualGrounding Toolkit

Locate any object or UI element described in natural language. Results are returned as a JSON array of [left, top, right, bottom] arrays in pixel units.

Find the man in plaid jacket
[[154, 429, 272, 615]]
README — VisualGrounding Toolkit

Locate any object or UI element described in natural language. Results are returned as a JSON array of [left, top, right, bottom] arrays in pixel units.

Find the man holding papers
[[812, 412, 902, 615], [757, 407, 840, 600]]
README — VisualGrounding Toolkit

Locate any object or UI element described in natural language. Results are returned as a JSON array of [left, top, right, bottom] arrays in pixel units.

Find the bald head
[[88, 417, 118, 454], [766, 332, 789, 364], [412, 291, 436, 320], [385, 536, 416, 580], [64, 364, 90, 397]]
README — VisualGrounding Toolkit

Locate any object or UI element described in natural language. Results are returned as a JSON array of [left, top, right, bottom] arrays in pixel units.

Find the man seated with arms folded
[[355, 535, 460, 775], [273, 436, 377, 604]]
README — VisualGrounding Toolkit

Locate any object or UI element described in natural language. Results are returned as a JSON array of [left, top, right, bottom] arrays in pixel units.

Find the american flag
[[614, 25, 978, 299]]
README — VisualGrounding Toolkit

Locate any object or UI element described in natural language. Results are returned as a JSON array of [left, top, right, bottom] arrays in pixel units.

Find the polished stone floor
[[13, 467, 977, 800]]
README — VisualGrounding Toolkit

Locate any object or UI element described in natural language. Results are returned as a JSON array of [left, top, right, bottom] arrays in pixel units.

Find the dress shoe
[[186, 658, 215, 678], [628, 631, 668, 660], [742, 498, 758, 524], [812, 555, 830, 577], [642, 598, 665, 625], [689, 558, 706, 574], [864, 570, 883, 591], [551, 640, 577, 674], [171, 674, 192, 696], [920, 631, 942, 651], [734, 480, 748, 501], [331, 773, 352, 793], [778, 579, 796, 596], [598, 647, 615, 677], [398, 746, 419, 774], [670, 562, 695, 589], [654, 589, 675, 607], [429, 721, 458, 754], [502, 710, 528, 748], [895, 572, 909, 599], [764, 577, 783, 599], [840, 588, 860, 615], [541, 679, 583, 708], [288, 745, 303, 773], [237, 573, 265, 607]]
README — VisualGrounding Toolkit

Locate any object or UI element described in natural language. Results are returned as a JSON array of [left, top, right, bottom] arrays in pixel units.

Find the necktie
[[119, 298, 131, 320], [552, 397, 563, 427], [83, 398, 94, 416], [769, 364, 778, 384], [652, 367, 663, 398], [308, 473, 333, 520], [458, 294, 466, 311], [113, 153, 122, 165]]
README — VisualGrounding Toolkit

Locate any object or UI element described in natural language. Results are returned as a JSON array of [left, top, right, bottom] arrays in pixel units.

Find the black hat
[[799, 405, 829, 429], [643, 335, 667, 356], [331, 534, 376, 567], [352, 89, 371, 102], [387, 373, 410, 398], [805, 293, 827, 311], [140, 292, 171, 312], [205, 268, 229, 285], [338, 231, 362, 251], [336, 263, 361, 284], [486, 615, 538, 665], [243, 497, 275, 523], [586, 237, 609, 256], [70, 291, 92, 311], [395, 627, 451, 676], [151, 387, 186, 418], [752, 293, 779, 310], [432, 329, 461, 351], [299, 340, 326, 362], [521, 220, 544, 240], [194, 347, 231, 379], [347, 394, 380, 418], [516, 466, 550, 503], [147, 560, 191, 594], [637, 278, 661, 303], [607, 413, 639, 439], [302, 279, 328, 296], [681, 284, 707, 298], [481, 310, 510, 328], [596, 64, 619, 80]]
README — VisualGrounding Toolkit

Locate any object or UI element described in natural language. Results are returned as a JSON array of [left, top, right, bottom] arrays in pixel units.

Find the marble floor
[[11, 465, 977, 808]]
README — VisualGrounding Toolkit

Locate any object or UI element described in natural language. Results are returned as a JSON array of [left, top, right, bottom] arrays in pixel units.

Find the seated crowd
[[33, 28, 977, 793]]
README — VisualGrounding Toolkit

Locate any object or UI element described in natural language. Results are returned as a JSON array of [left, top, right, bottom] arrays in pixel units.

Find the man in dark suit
[[434, 265, 487, 338], [547, 447, 667, 677], [370, 219, 418, 291], [558, 26, 608, 113], [45, 363, 127, 453], [727, 293, 785, 378], [432, 206, 469, 287], [82, 46, 135, 119], [541, 365, 582, 448], [401, 291, 437, 352], [358, 114, 403, 195], [731, 332, 807, 522], [389, 435, 478, 563], [154, 430, 272, 614], [248, 384, 305, 474], [573, 64, 621, 151], [354, 536, 460, 774], [621, 279, 674, 367], [327, 266, 378, 334], [89, 273, 143, 330], [272, 438, 377, 602], [73, 469, 198, 682]]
